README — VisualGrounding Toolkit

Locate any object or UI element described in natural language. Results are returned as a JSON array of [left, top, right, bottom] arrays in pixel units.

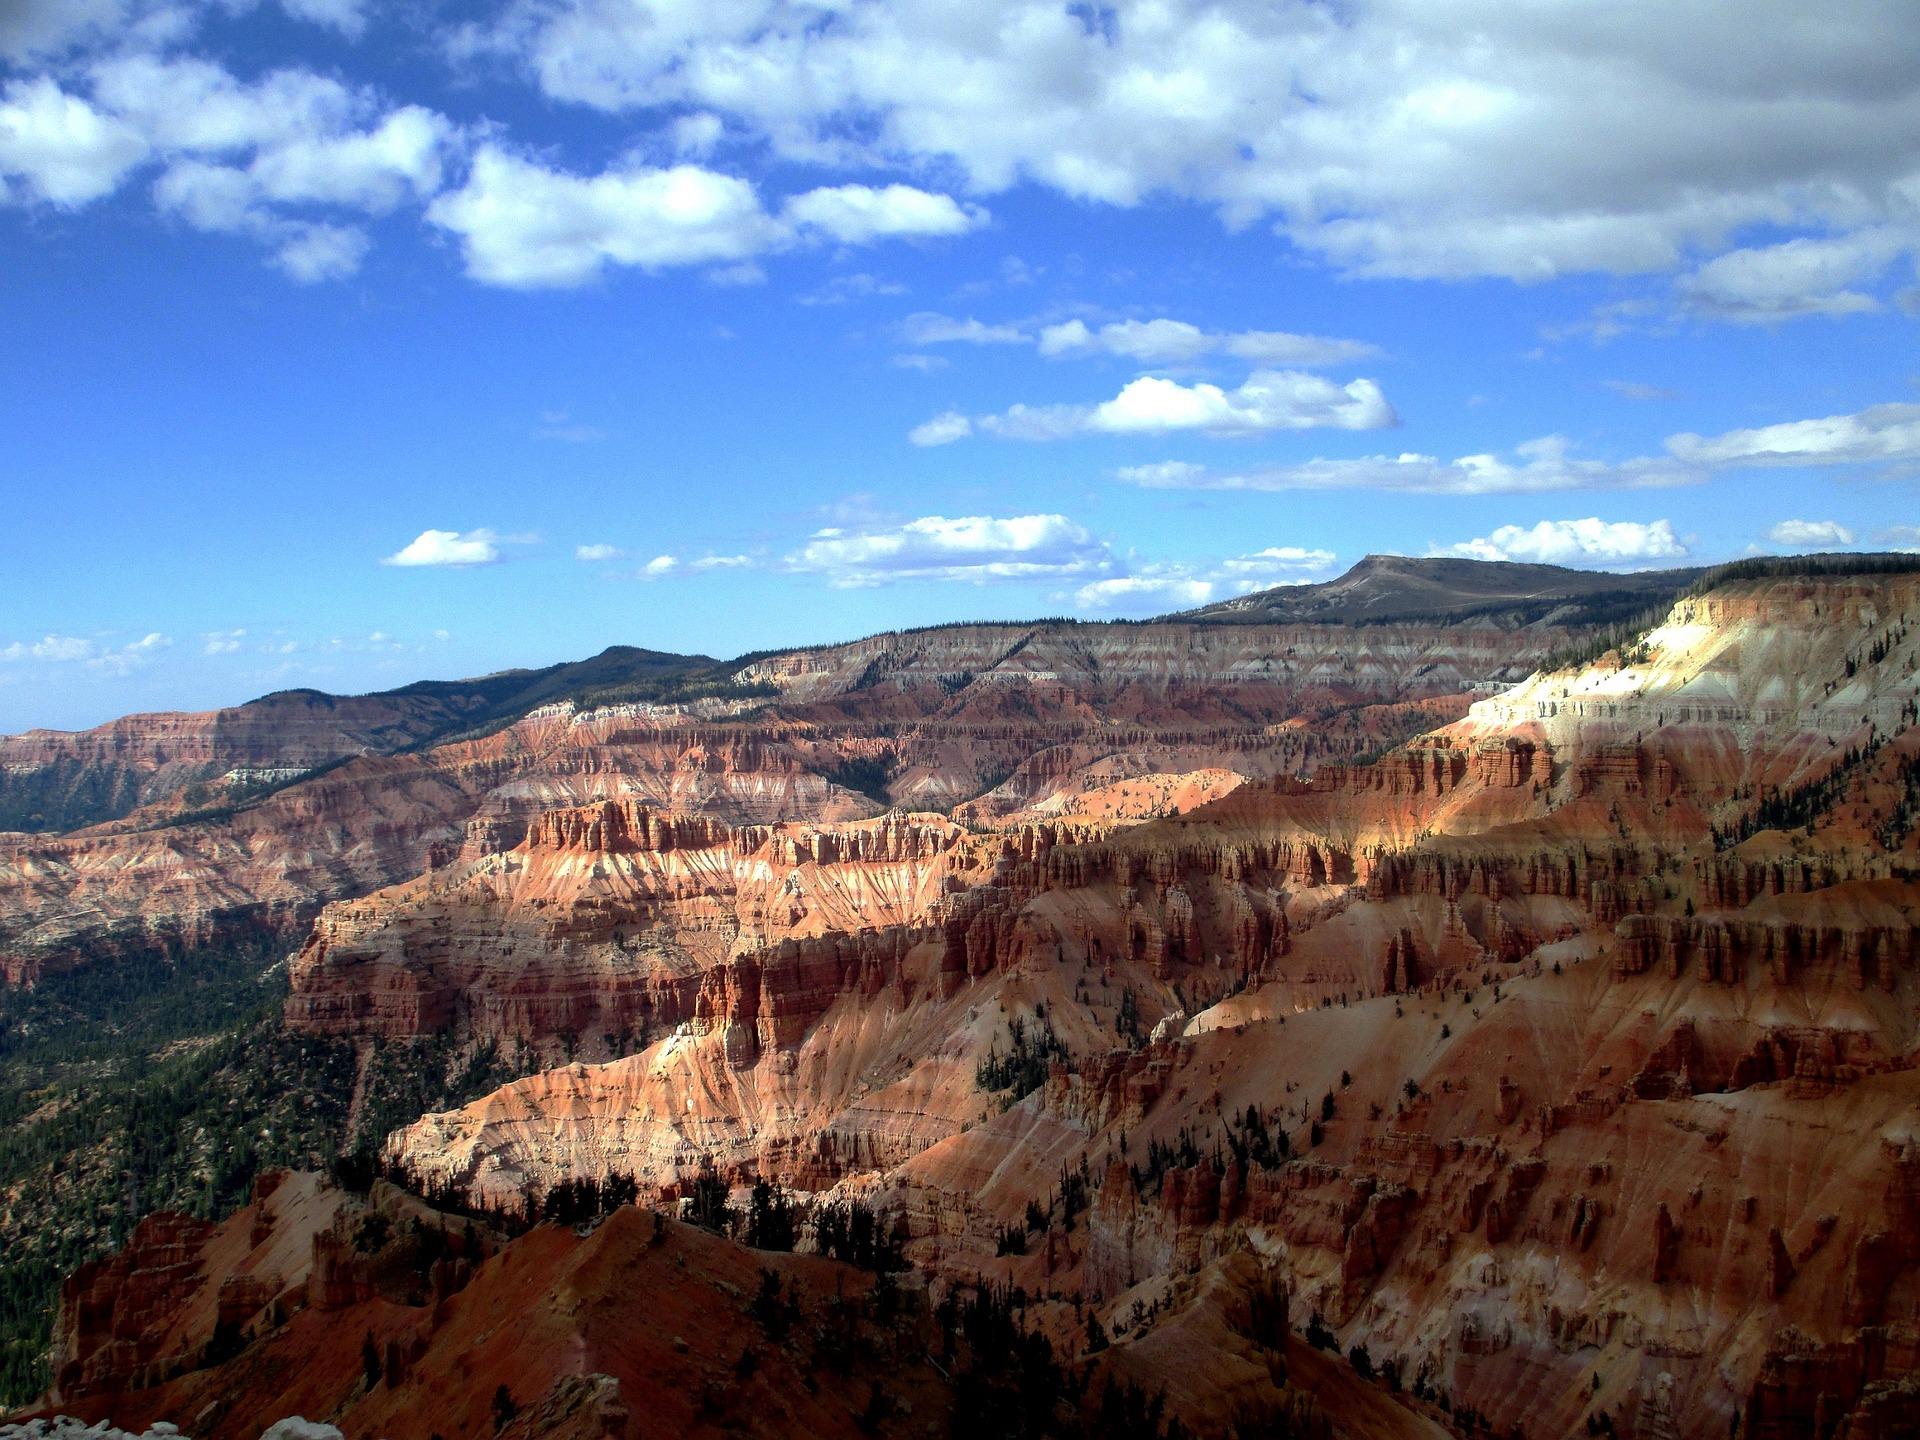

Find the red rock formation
[[52, 1212, 216, 1397], [26, 568, 1920, 1440], [5, 616, 1591, 980], [1652, 1200, 1681, 1283]]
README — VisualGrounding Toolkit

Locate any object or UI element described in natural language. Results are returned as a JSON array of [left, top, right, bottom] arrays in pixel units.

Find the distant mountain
[[10, 555, 1906, 836], [0, 646, 717, 834], [1176, 553, 1709, 627]]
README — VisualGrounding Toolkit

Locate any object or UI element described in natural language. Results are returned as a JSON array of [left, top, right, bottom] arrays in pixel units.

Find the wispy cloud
[[1602, 380, 1680, 402], [1115, 436, 1690, 495], [900, 311, 1378, 368], [1768, 519, 1855, 547], [1037, 317, 1378, 367], [1074, 546, 1337, 614], [534, 409, 606, 442], [786, 514, 1109, 588], [639, 553, 754, 580], [1, 630, 172, 674], [797, 271, 906, 306], [1117, 400, 1920, 497], [1667, 403, 1920, 469]]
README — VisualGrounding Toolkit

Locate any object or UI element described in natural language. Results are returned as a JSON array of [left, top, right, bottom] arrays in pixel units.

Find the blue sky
[[2, 1, 1918, 731]]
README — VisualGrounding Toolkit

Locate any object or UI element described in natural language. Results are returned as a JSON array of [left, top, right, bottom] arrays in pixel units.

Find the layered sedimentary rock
[[18, 565, 1920, 1439], [0, 721, 880, 982], [50, 1172, 350, 1402], [371, 572, 1920, 1439], [0, 688, 500, 835], [0, 616, 1591, 981], [285, 804, 969, 1048], [39, 1174, 928, 1440]]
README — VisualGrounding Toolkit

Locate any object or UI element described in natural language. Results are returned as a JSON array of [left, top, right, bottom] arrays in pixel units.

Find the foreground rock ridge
[[8, 557, 1920, 1439]]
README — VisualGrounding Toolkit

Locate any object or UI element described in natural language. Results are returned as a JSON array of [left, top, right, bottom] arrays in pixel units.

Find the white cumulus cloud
[[1088, 371, 1394, 436], [1436, 518, 1687, 567], [0, 76, 147, 206], [10, 0, 1920, 305], [782, 183, 984, 244], [933, 370, 1395, 445], [464, 0, 1920, 287], [427, 147, 778, 288], [787, 514, 1109, 587], [1768, 519, 1856, 548], [49, 54, 468, 278], [427, 149, 979, 288], [382, 528, 502, 567]]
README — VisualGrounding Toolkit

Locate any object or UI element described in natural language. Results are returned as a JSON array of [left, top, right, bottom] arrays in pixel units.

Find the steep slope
[[1181, 553, 1705, 626], [364, 567, 1920, 1439], [284, 805, 969, 1047], [0, 615, 1592, 982], [29, 1171, 1450, 1440], [0, 647, 712, 835]]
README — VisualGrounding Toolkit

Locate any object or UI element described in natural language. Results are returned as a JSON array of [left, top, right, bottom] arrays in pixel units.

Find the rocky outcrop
[[25, 566, 1920, 1440], [284, 807, 966, 1047], [52, 1212, 216, 1398], [2, 612, 1607, 981], [50, 1173, 354, 1405], [0, 685, 515, 834], [1613, 890, 1917, 991]]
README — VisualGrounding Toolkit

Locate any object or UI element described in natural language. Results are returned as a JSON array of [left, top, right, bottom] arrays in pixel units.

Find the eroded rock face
[[52, 1211, 216, 1399], [283, 806, 969, 1046], [0, 687, 511, 835], [363, 573, 1920, 1440], [27, 1174, 1465, 1440], [19, 569, 1920, 1439], [50, 1173, 351, 1404], [1, 619, 1588, 981]]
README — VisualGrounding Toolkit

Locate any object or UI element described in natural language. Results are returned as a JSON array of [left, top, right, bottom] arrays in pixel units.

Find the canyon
[[0, 597, 1586, 983], [6, 556, 1919, 1439]]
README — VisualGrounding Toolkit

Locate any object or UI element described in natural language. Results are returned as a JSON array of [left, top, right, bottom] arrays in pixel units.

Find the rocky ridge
[[0, 615, 1594, 981], [13, 560, 1920, 1440]]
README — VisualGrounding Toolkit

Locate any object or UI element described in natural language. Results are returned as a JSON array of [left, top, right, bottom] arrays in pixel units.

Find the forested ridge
[[0, 935, 532, 1405]]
